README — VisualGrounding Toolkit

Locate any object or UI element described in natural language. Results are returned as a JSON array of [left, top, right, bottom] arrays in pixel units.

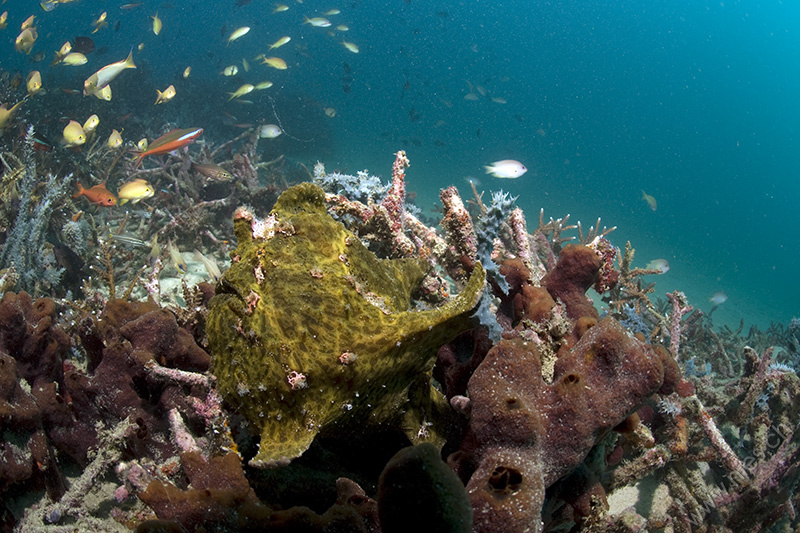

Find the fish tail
[[125, 47, 136, 69], [72, 182, 85, 198], [483, 165, 494, 174], [154, 90, 162, 105]]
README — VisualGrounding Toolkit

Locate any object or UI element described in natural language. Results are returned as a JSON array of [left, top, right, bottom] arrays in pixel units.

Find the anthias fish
[[83, 49, 136, 96]]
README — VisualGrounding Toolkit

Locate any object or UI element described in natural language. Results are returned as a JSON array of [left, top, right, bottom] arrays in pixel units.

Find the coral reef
[[0, 142, 797, 533], [0, 293, 226, 531], [207, 182, 485, 467]]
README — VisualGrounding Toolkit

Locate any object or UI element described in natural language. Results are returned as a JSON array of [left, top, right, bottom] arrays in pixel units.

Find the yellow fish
[[107, 129, 123, 149], [303, 17, 331, 27], [341, 40, 359, 54], [117, 178, 154, 204], [83, 114, 99, 133], [221, 65, 238, 76], [15, 28, 37, 54], [137, 138, 148, 151], [0, 100, 25, 131], [254, 81, 273, 90], [261, 56, 287, 69], [268, 36, 291, 50], [26, 71, 41, 96], [154, 84, 176, 105], [323, 107, 337, 118], [227, 26, 250, 45], [193, 249, 222, 282], [641, 190, 657, 211], [93, 84, 112, 101], [335, 25, 349, 32], [168, 240, 187, 274], [273, 4, 289, 13], [323, 9, 340, 15], [61, 52, 87, 66], [62, 120, 86, 147], [242, 57, 250, 72], [228, 84, 254, 101], [0, 11, 7, 30], [83, 49, 135, 96], [183, 66, 191, 78], [151, 12, 161, 35], [21, 15, 35, 31], [52, 41, 71, 64], [92, 11, 107, 33]]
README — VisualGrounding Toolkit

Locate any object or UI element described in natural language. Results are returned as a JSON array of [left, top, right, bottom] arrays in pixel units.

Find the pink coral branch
[[666, 291, 693, 360], [144, 359, 214, 389], [323, 152, 417, 258], [683, 395, 749, 484], [168, 408, 201, 454], [440, 186, 477, 260], [509, 207, 532, 271]]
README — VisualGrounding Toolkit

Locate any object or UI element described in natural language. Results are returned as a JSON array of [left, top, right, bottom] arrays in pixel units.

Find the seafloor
[[0, 120, 798, 533]]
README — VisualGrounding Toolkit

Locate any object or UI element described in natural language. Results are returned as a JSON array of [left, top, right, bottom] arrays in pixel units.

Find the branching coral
[[0, 128, 71, 295]]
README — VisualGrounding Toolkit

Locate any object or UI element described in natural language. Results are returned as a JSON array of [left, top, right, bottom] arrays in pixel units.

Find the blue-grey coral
[[0, 127, 71, 294], [313, 162, 389, 204]]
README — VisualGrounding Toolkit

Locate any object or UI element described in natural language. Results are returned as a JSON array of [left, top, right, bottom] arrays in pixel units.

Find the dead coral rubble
[[1, 147, 798, 533], [0, 293, 224, 531]]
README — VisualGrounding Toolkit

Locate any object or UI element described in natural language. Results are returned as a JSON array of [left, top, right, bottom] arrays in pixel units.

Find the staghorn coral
[[207, 182, 485, 467]]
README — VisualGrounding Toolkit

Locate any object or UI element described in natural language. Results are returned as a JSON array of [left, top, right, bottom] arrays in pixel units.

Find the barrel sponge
[[378, 443, 472, 533], [462, 317, 665, 532]]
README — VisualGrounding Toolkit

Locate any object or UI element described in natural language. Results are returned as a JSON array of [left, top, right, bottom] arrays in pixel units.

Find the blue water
[[3, 0, 798, 328]]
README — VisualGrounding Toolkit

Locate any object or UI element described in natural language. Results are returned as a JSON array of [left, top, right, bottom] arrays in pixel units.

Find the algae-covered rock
[[207, 183, 485, 467]]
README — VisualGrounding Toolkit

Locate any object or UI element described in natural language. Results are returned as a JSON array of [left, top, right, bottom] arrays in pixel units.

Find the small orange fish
[[73, 181, 117, 206]]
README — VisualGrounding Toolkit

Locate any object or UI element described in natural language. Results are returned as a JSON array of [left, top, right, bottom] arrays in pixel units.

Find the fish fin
[[483, 165, 494, 175], [124, 47, 136, 69], [72, 182, 85, 198], [130, 151, 145, 169], [119, 198, 129, 205]]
